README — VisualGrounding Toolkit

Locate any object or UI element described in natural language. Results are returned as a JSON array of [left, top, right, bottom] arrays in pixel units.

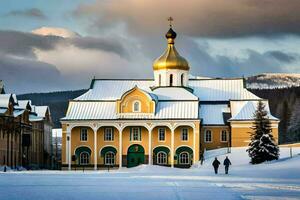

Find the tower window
[[181, 74, 184, 86], [169, 74, 173, 86], [159, 74, 161, 86]]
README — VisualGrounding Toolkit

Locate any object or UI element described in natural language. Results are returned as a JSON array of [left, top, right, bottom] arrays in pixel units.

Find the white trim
[[148, 129, 152, 165], [171, 129, 174, 168], [204, 129, 213, 143]]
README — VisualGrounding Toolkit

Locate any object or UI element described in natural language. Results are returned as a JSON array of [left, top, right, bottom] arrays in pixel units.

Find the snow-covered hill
[[246, 73, 300, 89]]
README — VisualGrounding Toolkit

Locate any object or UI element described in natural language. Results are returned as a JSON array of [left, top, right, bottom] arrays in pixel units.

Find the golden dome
[[153, 27, 189, 71]]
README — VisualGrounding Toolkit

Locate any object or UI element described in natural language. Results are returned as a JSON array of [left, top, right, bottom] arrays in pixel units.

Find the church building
[[61, 24, 279, 170]]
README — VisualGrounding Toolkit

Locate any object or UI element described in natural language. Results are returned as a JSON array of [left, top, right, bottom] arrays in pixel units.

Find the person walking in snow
[[212, 157, 220, 174], [200, 153, 204, 165], [223, 156, 232, 174]]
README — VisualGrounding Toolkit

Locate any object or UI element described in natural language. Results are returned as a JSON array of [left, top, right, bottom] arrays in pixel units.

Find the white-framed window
[[181, 128, 188, 141], [80, 128, 88, 141], [157, 151, 167, 165], [179, 152, 189, 164], [79, 152, 89, 165], [205, 130, 212, 143], [221, 130, 227, 142], [130, 127, 141, 141], [104, 151, 115, 165], [133, 100, 141, 112], [104, 128, 114, 141], [158, 128, 165, 141]]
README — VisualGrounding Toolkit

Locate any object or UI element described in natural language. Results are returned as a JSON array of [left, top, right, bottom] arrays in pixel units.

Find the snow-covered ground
[[0, 147, 300, 200]]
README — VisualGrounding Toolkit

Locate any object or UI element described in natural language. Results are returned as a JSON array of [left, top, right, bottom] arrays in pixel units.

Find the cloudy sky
[[0, 0, 299, 94]]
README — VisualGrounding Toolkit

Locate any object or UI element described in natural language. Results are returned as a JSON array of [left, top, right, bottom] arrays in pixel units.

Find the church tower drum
[[153, 18, 190, 87]]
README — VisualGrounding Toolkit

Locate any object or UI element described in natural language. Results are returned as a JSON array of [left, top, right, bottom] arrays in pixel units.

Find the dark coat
[[212, 159, 220, 168], [223, 158, 232, 166]]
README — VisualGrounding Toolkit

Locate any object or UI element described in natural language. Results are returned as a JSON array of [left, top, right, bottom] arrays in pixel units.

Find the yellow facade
[[230, 121, 279, 147], [201, 126, 230, 150], [61, 121, 201, 168], [116, 87, 155, 114]]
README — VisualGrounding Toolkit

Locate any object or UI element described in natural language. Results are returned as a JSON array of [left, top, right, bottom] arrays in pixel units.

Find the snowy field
[[1, 147, 300, 200]]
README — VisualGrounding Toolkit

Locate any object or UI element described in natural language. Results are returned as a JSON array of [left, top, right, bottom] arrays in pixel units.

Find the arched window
[[179, 152, 189, 164], [205, 130, 212, 143], [105, 151, 115, 165], [169, 74, 173, 86], [133, 101, 141, 112], [159, 74, 162, 86], [157, 151, 167, 165], [80, 152, 89, 165], [181, 74, 184, 86]]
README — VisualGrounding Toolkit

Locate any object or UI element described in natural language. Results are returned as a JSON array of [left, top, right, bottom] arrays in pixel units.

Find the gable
[[116, 86, 156, 114]]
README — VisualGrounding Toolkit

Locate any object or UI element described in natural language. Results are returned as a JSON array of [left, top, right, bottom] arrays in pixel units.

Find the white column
[[193, 127, 196, 164], [94, 128, 97, 170], [148, 129, 152, 165], [119, 129, 122, 169], [171, 129, 174, 168], [67, 129, 71, 171]]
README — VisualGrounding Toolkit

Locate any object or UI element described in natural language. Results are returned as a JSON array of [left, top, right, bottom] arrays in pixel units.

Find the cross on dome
[[167, 16, 173, 28]]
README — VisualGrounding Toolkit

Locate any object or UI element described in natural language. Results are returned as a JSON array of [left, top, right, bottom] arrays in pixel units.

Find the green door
[[127, 144, 145, 168]]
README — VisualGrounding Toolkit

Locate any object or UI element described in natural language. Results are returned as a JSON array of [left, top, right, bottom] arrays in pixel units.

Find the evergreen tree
[[247, 101, 279, 164], [288, 99, 300, 141], [279, 100, 291, 143]]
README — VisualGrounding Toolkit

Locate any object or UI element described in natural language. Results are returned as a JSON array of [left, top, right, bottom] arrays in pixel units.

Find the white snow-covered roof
[[76, 78, 259, 102], [29, 114, 44, 122], [32, 106, 49, 118], [76, 80, 154, 101], [63, 78, 264, 121], [152, 87, 198, 101], [0, 94, 14, 108], [62, 101, 198, 120], [0, 108, 7, 114], [15, 100, 32, 110], [229, 101, 278, 121], [200, 104, 230, 125], [189, 79, 259, 101], [13, 109, 25, 117]]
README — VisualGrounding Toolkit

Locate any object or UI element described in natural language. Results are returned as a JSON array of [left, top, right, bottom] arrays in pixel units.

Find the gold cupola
[[153, 25, 189, 71]]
